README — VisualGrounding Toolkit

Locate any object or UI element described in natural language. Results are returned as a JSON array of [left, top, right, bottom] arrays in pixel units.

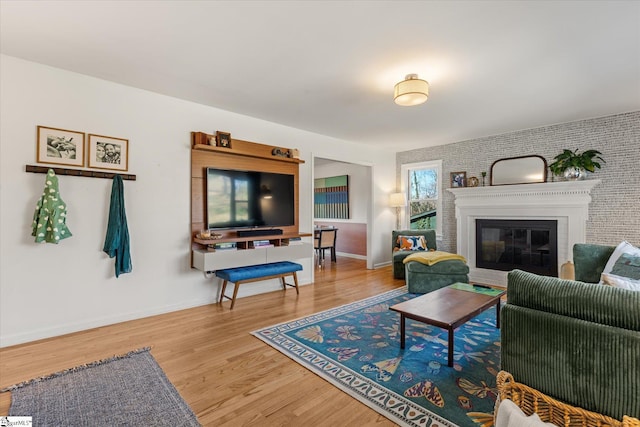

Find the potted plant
[[548, 149, 605, 180]]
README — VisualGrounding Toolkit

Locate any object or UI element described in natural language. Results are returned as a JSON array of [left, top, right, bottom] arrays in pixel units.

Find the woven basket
[[496, 371, 640, 427]]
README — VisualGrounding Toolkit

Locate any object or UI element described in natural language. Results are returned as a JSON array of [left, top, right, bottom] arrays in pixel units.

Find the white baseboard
[[374, 261, 392, 269], [335, 251, 366, 260], [1, 276, 313, 348], [0, 297, 211, 348]]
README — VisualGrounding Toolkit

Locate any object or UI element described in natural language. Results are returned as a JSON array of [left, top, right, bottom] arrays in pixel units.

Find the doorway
[[313, 156, 373, 270]]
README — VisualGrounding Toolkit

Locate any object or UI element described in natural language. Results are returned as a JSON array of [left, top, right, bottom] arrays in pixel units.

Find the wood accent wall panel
[[315, 222, 367, 256], [191, 132, 303, 252]]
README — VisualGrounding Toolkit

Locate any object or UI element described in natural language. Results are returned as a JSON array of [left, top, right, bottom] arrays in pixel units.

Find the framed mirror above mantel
[[490, 155, 547, 186]]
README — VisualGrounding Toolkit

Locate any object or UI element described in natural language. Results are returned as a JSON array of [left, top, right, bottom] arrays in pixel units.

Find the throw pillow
[[601, 273, 640, 291], [495, 398, 557, 427], [610, 253, 640, 280], [397, 235, 427, 251], [600, 241, 640, 284]]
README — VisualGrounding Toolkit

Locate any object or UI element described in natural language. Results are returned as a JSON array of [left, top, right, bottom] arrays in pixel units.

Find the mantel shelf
[[447, 179, 600, 198]]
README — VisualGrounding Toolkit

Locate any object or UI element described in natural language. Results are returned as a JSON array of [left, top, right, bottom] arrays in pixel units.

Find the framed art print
[[37, 126, 85, 167], [88, 134, 129, 171], [450, 171, 466, 188], [216, 131, 231, 148]]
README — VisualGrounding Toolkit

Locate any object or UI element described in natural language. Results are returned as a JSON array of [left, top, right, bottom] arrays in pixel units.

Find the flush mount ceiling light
[[394, 74, 429, 106]]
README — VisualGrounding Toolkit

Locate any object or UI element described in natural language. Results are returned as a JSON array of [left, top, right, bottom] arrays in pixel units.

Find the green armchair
[[392, 229, 437, 279], [392, 229, 469, 292], [501, 243, 640, 420]]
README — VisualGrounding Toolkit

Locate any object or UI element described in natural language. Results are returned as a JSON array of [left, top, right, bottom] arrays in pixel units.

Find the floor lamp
[[389, 192, 406, 230]]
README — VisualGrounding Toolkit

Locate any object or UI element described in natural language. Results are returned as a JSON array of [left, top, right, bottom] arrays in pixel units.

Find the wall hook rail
[[26, 165, 137, 181]]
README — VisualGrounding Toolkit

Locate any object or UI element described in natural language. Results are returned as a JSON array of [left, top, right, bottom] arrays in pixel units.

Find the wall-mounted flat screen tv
[[206, 168, 295, 230]]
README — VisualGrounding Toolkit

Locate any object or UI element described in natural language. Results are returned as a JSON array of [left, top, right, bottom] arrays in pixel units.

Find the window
[[400, 160, 442, 238], [208, 175, 249, 223]]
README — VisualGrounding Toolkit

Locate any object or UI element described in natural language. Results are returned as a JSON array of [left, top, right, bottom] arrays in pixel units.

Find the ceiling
[[2, 1, 639, 152]]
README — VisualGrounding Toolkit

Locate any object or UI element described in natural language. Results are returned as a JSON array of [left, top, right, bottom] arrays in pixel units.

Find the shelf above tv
[[192, 132, 305, 164]]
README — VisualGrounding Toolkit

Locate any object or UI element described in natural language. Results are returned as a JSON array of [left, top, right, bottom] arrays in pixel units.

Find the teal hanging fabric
[[31, 169, 72, 243], [103, 175, 132, 277]]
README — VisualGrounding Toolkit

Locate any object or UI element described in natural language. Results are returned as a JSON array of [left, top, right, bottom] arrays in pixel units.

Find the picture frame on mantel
[[216, 131, 231, 148], [450, 171, 466, 188], [37, 125, 85, 167]]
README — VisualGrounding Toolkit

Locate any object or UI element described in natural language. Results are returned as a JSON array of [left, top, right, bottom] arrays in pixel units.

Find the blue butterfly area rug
[[252, 287, 501, 427]]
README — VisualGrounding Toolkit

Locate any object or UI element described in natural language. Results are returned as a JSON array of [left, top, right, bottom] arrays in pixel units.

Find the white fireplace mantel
[[447, 179, 600, 286]]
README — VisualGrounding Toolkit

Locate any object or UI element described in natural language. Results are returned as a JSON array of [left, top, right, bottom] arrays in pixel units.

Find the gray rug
[[1, 347, 200, 426]]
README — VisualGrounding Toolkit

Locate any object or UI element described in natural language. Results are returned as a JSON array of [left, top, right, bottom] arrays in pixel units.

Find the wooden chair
[[314, 228, 337, 265]]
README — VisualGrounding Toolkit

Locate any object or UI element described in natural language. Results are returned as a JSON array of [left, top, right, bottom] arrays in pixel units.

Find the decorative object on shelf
[[490, 155, 547, 185], [450, 171, 466, 188], [389, 192, 406, 230], [314, 175, 349, 219], [394, 74, 429, 106], [481, 171, 487, 186], [216, 131, 231, 148], [271, 147, 291, 158], [207, 135, 216, 146], [88, 134, 129, 171], [196, 230, 222, 240], [37, 125, 86, 167], [290, 148, 300, 159], [467, 176, 479, 187], [548, 149, 605, 181]]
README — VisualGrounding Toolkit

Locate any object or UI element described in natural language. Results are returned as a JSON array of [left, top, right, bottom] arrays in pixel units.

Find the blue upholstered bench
[[215, 261, 303, 309]]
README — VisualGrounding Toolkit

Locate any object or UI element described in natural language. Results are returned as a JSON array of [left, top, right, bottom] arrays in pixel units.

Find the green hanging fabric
[[103, 174, 132, 277], [31, 169, 72, 243]]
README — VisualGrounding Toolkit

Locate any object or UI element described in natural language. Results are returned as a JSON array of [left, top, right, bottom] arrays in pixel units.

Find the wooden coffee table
[[390, 283, 505, 367]]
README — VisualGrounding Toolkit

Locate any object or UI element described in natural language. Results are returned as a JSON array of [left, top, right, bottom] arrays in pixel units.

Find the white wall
[[0, 55, 397, 347]]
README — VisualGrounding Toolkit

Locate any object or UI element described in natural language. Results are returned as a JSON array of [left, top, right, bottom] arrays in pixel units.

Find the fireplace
[[447, 180, 599, 286], [476, 219, 557, 276]]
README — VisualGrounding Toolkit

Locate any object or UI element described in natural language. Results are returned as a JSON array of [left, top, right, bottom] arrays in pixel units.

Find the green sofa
[[501, 243, 640, 420]]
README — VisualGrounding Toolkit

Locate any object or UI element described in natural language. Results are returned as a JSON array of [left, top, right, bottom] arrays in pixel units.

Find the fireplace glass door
[[476, 219, 558, 276]]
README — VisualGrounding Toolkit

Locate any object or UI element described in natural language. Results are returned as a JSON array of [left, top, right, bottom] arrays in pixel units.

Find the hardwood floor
[[0, 257, 404, 426]]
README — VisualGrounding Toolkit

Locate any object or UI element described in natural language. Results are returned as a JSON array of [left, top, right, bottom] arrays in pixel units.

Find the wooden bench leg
[[218, 280, 241, 310], [280, 272, 300, 295], [219, 280, 229, 304], [292, 272, 299, 294], [230, 281, 241, 310]]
